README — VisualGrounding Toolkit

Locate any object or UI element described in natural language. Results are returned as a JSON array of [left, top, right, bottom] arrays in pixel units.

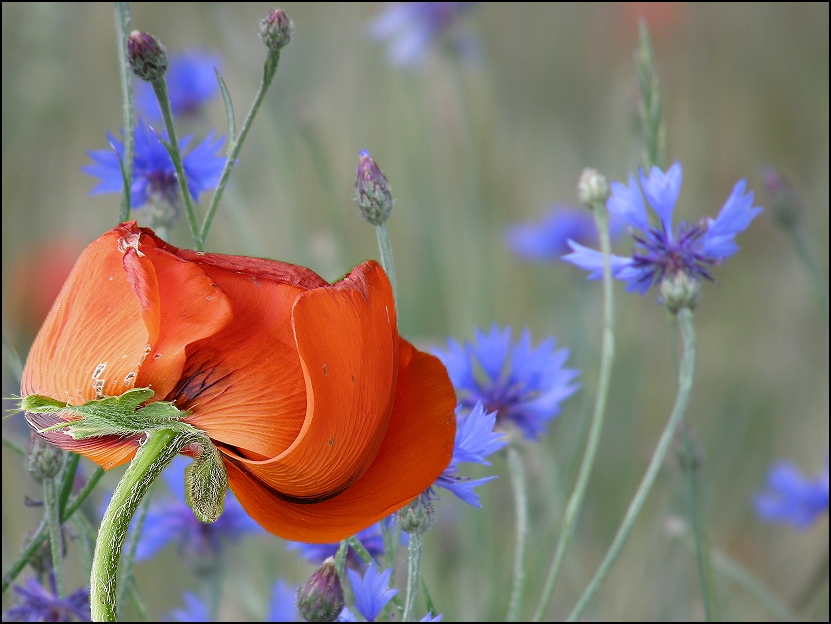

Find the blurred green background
[[2, 2, 828, 621]]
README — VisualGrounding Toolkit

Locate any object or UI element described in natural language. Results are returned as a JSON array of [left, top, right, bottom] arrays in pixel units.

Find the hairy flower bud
[[660, 271, 701, 314], [260, 9, 293, 53], [27, 434, 63, 482], [396, 491, 435, 535], [127, 31, 168, 82], [297, 557, 344, 622], [577, 168, 610, 207], [355, 150, 394, 226]]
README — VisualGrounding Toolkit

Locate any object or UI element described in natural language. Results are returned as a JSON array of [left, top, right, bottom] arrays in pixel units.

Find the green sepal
[[21, 387, 191, 439]]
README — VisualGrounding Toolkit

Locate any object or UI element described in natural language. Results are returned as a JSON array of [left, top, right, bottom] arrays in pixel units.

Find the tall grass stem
[[506, 445, 528, 621]]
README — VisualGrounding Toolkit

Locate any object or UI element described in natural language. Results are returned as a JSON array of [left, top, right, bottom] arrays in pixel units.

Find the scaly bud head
[[297, 557, 344, 622], [260, 9, 293, 53], [354, 150, 393, 226], [396, 491, 435, 535], [660, 271, 701, 314], [577, 168, 610, 207], [127, 31, 168, 82], [26, 434, 63, 482]]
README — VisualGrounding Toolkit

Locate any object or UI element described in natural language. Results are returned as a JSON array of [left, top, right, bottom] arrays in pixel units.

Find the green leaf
[[215, 69, 236, 151]]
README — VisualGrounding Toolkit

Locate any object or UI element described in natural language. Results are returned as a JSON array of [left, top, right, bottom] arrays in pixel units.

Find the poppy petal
[[225, 338, 456, 542], [224, 261, 399, 500], [21, 229, 149, 405]]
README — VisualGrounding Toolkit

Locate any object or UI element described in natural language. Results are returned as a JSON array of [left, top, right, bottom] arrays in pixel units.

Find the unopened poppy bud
[[127, 31, 168, 82], [396, 491, 435, 535], [27, 434, 63, 482], [577, 168, 610, 207], [260, 9, 293, 53], [660, 271, 701, 314], [297, 557, 344, 622], [763, 167, 801, 230], [183, 439, 228, 523], [355, 150, 394, 226]]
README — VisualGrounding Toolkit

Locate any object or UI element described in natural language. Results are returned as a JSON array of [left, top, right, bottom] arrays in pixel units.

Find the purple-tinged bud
[[763, 167, 801, 230], [396, 491, 435, 535], [577, 168, 610, 207], [355, 150, 393, 226], [27, 433, 63, 482], [127, 31, 168, 82], [260, 9, 293, 53], [297, 557, 344, 622], [660, 271, 700, 314]]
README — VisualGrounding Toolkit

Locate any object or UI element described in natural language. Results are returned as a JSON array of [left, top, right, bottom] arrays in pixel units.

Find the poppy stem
[[114, 3, 134, 223], [375, 224, 398, 309], [402, 533, 423, 622], [533, 198, 615, 621], [506, 445, 528, 622], [567, 307, 697, 621], [90, 428, 183, 621]]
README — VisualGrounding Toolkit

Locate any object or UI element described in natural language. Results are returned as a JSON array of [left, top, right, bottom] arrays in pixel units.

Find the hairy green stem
[[375, 223, 398, 309], [114, 3, 134, 223], [533, 203, 615, 621], [116, 490, 153, 619], [402, 533, 423, 622], [334, 540, 349, 580], [43, 475, 65, 596], [3, 466, 105, 594], [567, 307, 697, 621], [91, 429, 182, 621], [506, 446, 528, 621], [199, 51, 281, 249], [151, 80, 201, 246]]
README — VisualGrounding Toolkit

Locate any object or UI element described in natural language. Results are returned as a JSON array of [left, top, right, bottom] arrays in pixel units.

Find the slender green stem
[[150, 80, 201, 246], [116, 488, 153, 618], [789, 227, 829, 318], [567, 307, 697, 621], [533, 203, 615, 621], [375, 224, 398, 308], [681, 423, 714, 620], [58, 453, 81, 516], [90, 428, 182, 621], [114, 3, 134, 223], [2, 437, 27, 457], [347, 536, 374, 567], [334, 540, 349, 580], [506, 446, 528, 622], [199, 51, 281, 249], [2, 466, 105, 594], [43, 475, 65, 596], [402, 533, 423, 622]]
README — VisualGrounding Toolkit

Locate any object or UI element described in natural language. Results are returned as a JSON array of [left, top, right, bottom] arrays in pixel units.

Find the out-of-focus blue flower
[[432, 402, 507, 507], [167, 592, 209, 622], [83, 119, 225, 209], [117, 456, 262, 565], [368, 2, 476, 68], [136, 50, 221, 119], [754, 461, 829, 529], [267, 580, 299, 622], [3, 574, 90, 622], [337, 607, 357, 622], [563, 162, 763, 295], [506, 205, 626, 262], [286, 521, 389, 567], [347, 564, 398, 623], [434, 325, 580, 440], [420, 612, 443, 622]]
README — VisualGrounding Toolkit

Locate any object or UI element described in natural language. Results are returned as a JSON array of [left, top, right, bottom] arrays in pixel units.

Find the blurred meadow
[[2, 2, 828, 621]]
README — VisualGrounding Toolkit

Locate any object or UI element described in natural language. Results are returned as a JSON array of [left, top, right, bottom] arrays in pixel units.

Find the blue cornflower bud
[[297, 557, 345, 622], [127, 31, 168, 82], [355, 150, 393, 226], [260, 9, 293, 53]]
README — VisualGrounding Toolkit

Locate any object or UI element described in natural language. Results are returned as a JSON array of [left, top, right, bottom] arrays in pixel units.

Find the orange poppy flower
[[21, 221, 456, 542]]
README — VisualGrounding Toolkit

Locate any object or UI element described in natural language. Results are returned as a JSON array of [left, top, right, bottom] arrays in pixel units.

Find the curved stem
[[506, 446, 528, 621], [567, 307, 697, 621], [90, 429, 182, 621], [199, 51, 281, 249], [533, 203, 615, 621], [402, 533, 423, 622], [790, 227, 829, 319], [114, 3, 133, 223], [151, 79, 201, 246]]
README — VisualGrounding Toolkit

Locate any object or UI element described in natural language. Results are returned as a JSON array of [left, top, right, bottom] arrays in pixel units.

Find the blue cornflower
[[83, 119, 225, 209], [167, 592, 209, 622], [123, 456, 263, 565], [432, 402, 507, 507], [754, 461, 829, 529], [267, 580, 299, 622], [368, 2, 476, 68], [3, 574, 90, 622], [506, 205, 626, 262], [434, 325, 580, 440], [287, 521, 392, 567], [420, 612, 443, 622], [135, 50, 221, 119], [563, 162, 763, 295], [347, 564, 398, 623]]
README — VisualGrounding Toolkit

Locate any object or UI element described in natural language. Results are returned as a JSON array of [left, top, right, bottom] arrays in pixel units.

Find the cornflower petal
[[168, 592, 210, 622], [754, 461, 829, 529], [136, 50, 222, 119], [347, 564, 398, 622], [700, 179, 764, 259], [4, 576, 90, 622], [608, 175, 651, 232], [267, 580, 300, 622], [470, 325, 512, 382], [562, 240, 640, 282], [639, 162, 683, 238]]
